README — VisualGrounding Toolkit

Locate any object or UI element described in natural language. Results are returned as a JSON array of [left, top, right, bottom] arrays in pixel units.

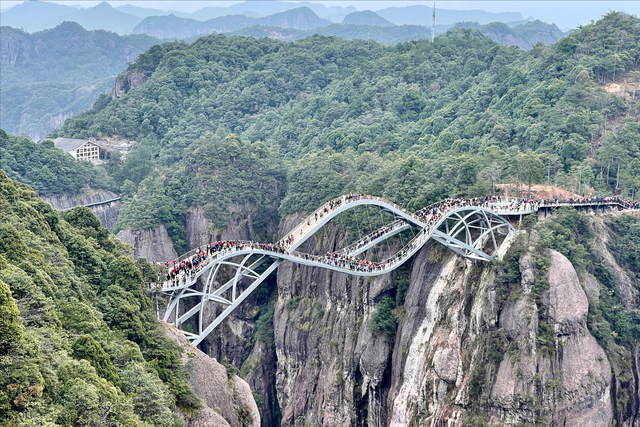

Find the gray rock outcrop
[[111, 71, 147, 98], [165, 324, 260, 427], [41, 188, 121, 229], [546, 249, 589, 335], [116, 224, 178, 262], [186, 204, 256, 250]]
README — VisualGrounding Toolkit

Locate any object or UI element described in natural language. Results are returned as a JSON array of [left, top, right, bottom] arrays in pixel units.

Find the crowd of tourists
[[160, 194, 639, 288]]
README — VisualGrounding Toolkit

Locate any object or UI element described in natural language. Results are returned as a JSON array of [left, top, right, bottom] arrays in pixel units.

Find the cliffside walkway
[[82, 197, 121, 208], [158, 194, 636, 345]]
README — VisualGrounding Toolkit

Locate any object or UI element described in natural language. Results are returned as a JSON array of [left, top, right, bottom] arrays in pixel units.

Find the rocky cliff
[[194, 209, 640, 427], [111, 71, 147, 98], [116, 224, 178, 263], [165, 324, 261, 427], [0, 26, 31, 66], [41, 188, 121, 229], [186, 204, 256, 250]]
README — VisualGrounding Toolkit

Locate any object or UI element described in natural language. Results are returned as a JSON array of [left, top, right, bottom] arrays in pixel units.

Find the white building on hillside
[[52, 137, 101, 163]]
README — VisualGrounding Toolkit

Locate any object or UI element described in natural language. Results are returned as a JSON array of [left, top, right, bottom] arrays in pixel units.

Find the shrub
[[370, 297, 397, 337]]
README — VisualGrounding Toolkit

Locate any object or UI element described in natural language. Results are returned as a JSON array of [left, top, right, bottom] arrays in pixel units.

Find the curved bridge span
[[159, 195, 629, 345]]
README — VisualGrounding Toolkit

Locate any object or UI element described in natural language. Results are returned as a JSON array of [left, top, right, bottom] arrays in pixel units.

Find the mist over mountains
[[0, 1, 568, 140], [2, 0, 563, 49], [2, 0, 530, 35]]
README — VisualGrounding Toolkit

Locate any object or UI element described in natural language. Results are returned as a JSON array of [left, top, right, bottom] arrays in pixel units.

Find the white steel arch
[[160, 196, 517, 346]]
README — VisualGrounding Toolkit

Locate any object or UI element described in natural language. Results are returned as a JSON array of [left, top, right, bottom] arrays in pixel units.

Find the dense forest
[[0, 130, 115, 196], [52, 12, 640, 255], [0, 170, 201, 425]]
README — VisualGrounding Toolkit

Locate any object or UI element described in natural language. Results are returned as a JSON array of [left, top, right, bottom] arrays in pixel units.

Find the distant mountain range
[[342, 11, 395, 27], [1, 0, 530, 35], [375, 5, 524, 26], [0, 2, 564, 53], [132, 7, 332, 38], [222, 20, 566, 50], [451, 20, 566, 50], [224, 23, 436, 45], [2, 1, 141, 34], [0, 22, 159, 138], [169, 1, 358, 22]]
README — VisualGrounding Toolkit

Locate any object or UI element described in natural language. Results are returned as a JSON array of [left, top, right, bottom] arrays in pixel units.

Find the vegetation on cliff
[[51, 12, 640, 248], [0, 170, 200, 426]]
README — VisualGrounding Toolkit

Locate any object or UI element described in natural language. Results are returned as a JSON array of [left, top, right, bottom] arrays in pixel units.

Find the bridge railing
[[280, 194, 420, 244], [162, 196, 638, 288], [338, 219, 410, 255]]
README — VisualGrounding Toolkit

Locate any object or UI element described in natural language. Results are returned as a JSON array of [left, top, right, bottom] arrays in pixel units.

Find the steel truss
[[161, 200, 514, 346]]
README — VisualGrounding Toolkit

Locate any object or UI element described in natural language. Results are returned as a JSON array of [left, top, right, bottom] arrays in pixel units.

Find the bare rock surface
[[164, 324, 260, 427], [198, 210, 636, 426], [186, 204, 255, 251], [41, 188, 121, 229], [116, 224, 178, 262], [186, 407, 231, 427], [551, 333, 611, 426], [546, 250, 588, 334], [111, 71, 147, 98]]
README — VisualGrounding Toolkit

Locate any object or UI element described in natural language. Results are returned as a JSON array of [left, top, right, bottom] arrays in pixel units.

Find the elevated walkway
[[158, 194, 636, 345]]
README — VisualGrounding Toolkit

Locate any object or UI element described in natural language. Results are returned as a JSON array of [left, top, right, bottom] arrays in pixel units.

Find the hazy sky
[[2, 1, 639, 30]]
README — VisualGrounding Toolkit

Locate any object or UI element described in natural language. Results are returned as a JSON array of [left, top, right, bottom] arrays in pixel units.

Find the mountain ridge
[[133, 6, 332, 38], [342, 10, 395, 27]]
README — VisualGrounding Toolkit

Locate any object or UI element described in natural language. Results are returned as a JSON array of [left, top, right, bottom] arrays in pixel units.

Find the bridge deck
[[158, 194, 637, 344]]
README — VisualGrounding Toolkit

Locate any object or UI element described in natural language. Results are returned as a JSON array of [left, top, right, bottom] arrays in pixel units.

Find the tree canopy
[[43, 12, 640, 246]]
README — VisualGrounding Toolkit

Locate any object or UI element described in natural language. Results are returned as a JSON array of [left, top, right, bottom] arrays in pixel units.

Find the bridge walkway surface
[[157, 194, 637, 345]]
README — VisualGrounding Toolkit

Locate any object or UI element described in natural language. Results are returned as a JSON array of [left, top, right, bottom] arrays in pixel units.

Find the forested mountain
[[0, 22, 157, 87], [226, 23, 437, 45], [452, 20, 566, 50], [0, 22, 159, 139], [53, 12, 640, 254], [4, 9, 640, 427], [0, 129, 115, 196], [224, 21, 562, 50], [0, 170, 202, 425]]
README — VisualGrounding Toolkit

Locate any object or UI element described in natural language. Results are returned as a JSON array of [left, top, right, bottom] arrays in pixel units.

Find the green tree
[[72, 335, 121, 387], [518, 150, 545, 197], [370, 297, 397, 337], [120, 363, 181, 427], [0, 279, 22, 352]]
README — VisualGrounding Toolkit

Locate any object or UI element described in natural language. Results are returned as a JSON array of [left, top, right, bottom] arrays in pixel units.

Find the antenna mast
[[432, 2, 436, 42]]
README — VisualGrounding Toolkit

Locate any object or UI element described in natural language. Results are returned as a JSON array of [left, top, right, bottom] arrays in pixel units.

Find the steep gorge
[[192, 209, 640, 426]]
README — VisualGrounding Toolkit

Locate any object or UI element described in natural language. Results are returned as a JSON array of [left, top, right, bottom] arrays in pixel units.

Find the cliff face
[[166, 207, 640, 426], [165, 324, 261, 427], [111, 71, 147, 98], [191, 210, 640, 427], [116, 224, 178, 263], [41, 188, 121, 229], [186, 204, 256, 250], [0, 27, 31, 66], [263, 232, 613, 426]]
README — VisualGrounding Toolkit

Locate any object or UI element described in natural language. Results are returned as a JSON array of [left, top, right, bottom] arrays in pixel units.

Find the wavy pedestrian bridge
[[158, 194, 633, 345]]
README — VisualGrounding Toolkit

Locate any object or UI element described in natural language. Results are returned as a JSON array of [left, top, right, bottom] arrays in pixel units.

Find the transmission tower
[[432, 2, 436, 42]]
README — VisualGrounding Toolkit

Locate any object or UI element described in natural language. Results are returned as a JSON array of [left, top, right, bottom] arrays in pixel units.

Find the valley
[[1, 3, 640, 426]]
